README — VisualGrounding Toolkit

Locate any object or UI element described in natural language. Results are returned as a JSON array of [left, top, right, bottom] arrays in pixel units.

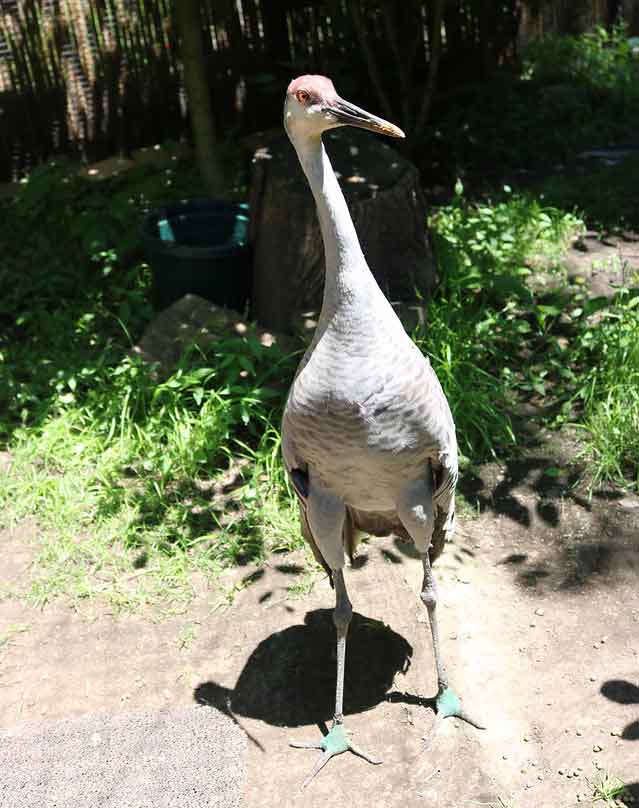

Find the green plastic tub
[[142, 199, 251, 312]]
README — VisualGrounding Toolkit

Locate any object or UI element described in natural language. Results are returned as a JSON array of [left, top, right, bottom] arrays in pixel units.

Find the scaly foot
[[436, 686, 486, 730], [290, 721, 382, 788]]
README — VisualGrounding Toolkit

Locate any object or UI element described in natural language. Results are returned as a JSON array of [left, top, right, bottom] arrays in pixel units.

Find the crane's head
[[284, 75, 405, 144]]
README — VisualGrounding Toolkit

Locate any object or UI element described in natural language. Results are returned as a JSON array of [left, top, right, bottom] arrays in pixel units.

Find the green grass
[[423, 186, 584, 462], [574, 289, 639, 489], [0, 159, 303, 611], [590, 772, 630, 806], [0, 340, 303, 611], [426, 186, 639, 488]]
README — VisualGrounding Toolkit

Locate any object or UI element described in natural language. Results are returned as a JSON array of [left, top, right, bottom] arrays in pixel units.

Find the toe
[[436, 687, 486, 730]]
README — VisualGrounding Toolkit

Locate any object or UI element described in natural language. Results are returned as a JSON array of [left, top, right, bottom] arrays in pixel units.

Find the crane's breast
[[282, 337, 454, 510]]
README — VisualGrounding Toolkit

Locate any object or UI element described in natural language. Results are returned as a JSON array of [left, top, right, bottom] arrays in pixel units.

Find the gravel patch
[[0, 706, 246, 808]]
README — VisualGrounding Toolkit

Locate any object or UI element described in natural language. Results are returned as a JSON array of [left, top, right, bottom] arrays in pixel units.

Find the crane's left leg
[[398, 480, 485, 730]]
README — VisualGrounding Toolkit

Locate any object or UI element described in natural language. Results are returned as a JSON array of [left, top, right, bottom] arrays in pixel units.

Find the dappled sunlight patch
[[0, 333, 301, 608]]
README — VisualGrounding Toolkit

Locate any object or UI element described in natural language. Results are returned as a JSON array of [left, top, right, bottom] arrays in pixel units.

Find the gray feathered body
[[281, 130, 457, 574], [282, 269, 458, 566]]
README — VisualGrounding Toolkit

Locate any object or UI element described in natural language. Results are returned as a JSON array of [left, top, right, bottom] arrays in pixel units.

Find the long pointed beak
[[325, 97, 405, 139]]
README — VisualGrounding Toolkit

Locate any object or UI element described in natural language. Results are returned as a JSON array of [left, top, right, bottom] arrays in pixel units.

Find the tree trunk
[[414, 0, 445, 137], [249, 128, 437, 334], [174, 0, 223, 196]]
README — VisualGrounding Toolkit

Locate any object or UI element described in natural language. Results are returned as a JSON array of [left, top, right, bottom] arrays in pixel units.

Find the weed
[[427, 186, 639, 490], [177, 622, 200, 651], [424, 186, 583, 462], [590, 771, 630, 806], [286, 572, 318, 599], [573, 288, 639, 488], [0, 333, 301, 609]]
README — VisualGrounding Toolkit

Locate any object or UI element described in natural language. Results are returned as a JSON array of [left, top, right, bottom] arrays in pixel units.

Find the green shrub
[[573, 290, 639, 487], [0, 160, 302, 607], [424, 186, 583, 462], [423, 24, 639, 180], [524, 24, 639, 107]]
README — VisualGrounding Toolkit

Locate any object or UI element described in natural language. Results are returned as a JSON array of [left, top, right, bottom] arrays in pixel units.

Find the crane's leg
[[290, 485, 382, 787], [398, 480, 485, 730]]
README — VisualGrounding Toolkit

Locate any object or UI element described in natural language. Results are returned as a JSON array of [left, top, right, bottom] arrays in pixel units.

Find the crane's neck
[[293, 133, 377, 319]]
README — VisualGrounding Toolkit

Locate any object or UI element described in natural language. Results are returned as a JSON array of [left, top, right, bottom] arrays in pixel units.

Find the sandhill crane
[[281, 75, 482, 787]]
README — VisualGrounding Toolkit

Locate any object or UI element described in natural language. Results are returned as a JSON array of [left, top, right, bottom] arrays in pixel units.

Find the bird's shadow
[[194, 609, 423, 735]]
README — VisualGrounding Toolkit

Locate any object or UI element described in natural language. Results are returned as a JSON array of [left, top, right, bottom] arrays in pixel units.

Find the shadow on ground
[[498, 534, 639, 592], [456, 456, 639, 594], [194, 609, 418, 732], [458, 456, 598, 528], [601, 680, 639, 742]]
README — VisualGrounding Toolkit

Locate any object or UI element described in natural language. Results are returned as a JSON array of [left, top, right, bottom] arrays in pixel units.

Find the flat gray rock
[[0, 706, 246, 808], [132, 293, 296, 377]]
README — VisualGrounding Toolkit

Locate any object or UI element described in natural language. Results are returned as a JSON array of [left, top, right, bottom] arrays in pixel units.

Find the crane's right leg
[[289, 485, 381, 787]]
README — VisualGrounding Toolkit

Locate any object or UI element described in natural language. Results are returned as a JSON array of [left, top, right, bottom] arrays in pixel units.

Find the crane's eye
[[296, 90, 310, 105]]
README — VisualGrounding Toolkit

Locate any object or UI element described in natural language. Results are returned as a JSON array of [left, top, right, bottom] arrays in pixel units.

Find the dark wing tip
[[290, 468, 309, 500]]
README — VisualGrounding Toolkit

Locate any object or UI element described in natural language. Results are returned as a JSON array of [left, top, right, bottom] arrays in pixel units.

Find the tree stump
[[248, 128, 436, 333]]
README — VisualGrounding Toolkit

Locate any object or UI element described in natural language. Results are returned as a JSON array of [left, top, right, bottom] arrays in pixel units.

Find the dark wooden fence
[[0, 0, 636, 182]]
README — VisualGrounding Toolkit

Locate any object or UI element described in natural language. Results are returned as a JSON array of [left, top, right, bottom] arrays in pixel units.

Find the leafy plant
[[426, 183, 639, 489], [524, 24, 638, 106], [423, 186, 583, 461], [421, 24, 639, 184], [572, 289, 639, 488], [589, 771, 630, 806], [0, 159, 300, 609], [431, 184, 582, 303]]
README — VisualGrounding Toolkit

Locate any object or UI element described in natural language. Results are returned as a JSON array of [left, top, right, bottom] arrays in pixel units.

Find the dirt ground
[[1, 450, 638, 808]]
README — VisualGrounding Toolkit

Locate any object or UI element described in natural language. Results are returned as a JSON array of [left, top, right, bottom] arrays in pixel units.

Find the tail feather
[[430, 453, 458, 563], [342, 507, 365, 564]]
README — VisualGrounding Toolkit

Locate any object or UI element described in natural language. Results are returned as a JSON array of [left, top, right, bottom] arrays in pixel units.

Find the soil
[[556, 231, 639, 298], [1, 451, 638, 808]]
